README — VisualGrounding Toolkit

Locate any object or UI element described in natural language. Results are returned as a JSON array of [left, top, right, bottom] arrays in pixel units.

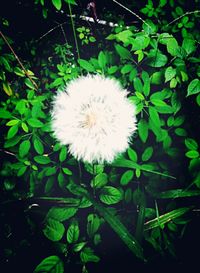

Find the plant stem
[[135, 187, 146, 243], [68, 2, 80, 59], [0, 30, 38, 90], [112, 0, 152, 32]]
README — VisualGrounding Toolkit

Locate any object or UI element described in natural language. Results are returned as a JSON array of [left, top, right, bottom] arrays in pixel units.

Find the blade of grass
[[144, 207, 191, 231], [111, 159, 176, 179], [73, 184, 144, 260]]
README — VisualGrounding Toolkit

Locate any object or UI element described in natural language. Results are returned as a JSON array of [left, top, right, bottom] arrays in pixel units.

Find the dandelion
[[51, 74, 137, 164]]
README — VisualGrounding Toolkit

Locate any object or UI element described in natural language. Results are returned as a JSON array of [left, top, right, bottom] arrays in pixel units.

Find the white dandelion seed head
[[51, 74, 137, 164]]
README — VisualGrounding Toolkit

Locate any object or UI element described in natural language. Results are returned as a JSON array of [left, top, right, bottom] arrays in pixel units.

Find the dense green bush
[[1, 0, 200, 272]]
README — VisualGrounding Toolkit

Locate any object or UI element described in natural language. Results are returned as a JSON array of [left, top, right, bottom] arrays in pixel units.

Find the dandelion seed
[[51, 74, 137, 164]]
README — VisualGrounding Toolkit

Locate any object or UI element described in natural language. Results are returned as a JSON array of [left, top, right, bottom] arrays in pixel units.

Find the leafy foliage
[[1, 1, 200, 272]]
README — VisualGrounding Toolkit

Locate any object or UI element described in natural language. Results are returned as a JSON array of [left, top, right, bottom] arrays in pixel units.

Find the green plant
[[77, 26, 96, 45]]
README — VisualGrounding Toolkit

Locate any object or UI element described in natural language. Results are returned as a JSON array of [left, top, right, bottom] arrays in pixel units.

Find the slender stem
[[112, 0, 152, 32], [135, 186, 146, 243], [166, 10, 200, 26], [68, 3, 80, 59], [0, 148, 16, 157], [78, 161, 82, 184], [0, 30, 38, 90]]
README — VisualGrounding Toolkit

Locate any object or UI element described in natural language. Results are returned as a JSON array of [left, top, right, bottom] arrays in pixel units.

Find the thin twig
[[112, 0, 152, 31], [166, 10, 200, 26], [36, 22, 67, 42], [0, 148, 16, 157], [36, 15, 139, 43], [0, 30, 38, 90]]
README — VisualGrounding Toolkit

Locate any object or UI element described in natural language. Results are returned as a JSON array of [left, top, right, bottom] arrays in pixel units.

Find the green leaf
[[92, 173, 108, 188], [47, 207, 77, 222], [128, 148, 138, 162], [138, 119, 148, 143], [7, 125, 18, 139], [80, 247, 100, 263], [174, 116, 185, 126], [131, 35, 150, 51], [87, 214, 100, 237], [151, 71, 164, 85], [175, 128, 187, 136], [99, 186, 122, 205], [144, 207, 191, 230], [108, 66, 118, 74], [142, 71, 150, 96], [0, 109, 12, 119], [64, 0, 77, 5], [115, 29, 133, 43], [89, 36, 96, 42], [79, 197, 92, 208], [62, 167, 72, 175], [98, 51, 107, 69], [121, 64, 134, 74], [34, 256, 64, 273], [149, 107, 160, 127], [52, 0, 62, 10], [167, 38, 179, 57], [115, 44, 131, 60], [112, 158, 139, 170], [21, 122, 29, 132], [24, 78, 35, 90], [3, 82, 13, 96], [73, 242, 87, 252], [27, 118, 44, 128], [17, 166, 27, 176], [45, 167, 57, 176], [43, 218, 65, 241], [185, 150, 199, 159], [16, 100, 26, 115], [4, 136, 21, 148], [142, 146, 153, 161], [182, 38, 196, 55], [6, 119, 19, 126], [59, 146, 67, 162], [150, 99, 167, 107], [67, 221, 79, 243], [33, 138, 44, 155], [58, 172, 66, 189], [0, 56, 11, 71], [169, 78, 178, 89], [187, 79, 200, 97], [147, 50, 168, 67], [120, 170, 134, 186], [155, 105, 174, 114], [135, 92, 145, 100], [14, 67, 25, 77], [78, 59, 95, 72], [134, 78, 143, 93], [165, 66, 176, 82], [19, 140, 31, 158], [34, 155, 51, 164], [185, 138, 198, 150]]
